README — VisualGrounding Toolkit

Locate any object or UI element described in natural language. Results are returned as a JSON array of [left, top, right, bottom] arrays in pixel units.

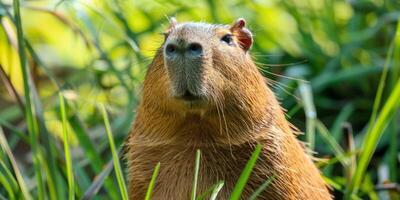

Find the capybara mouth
[[174, 90, 208, 108], [179, 90, 202, 101]]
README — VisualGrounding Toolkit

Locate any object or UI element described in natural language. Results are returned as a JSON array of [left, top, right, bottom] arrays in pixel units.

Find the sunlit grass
[[229, 144, 262, 200], [59, 93, 75, 200], [0, 126, 32, 200], [144, 162, 161, 200], [345, 20, 400, 200], [346, 78, 400, 199], [12, 0, 45, 199], [101, 104, 129, 200]]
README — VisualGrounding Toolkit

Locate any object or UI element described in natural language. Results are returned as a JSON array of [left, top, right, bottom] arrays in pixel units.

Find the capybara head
[[142, 18, 267, 117]]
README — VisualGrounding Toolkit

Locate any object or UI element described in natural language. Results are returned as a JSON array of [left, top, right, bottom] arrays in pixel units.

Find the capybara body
[[125, 18, 332, 200]]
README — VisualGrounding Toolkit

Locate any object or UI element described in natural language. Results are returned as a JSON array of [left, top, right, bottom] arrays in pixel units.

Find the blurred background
[[0, 0, 399, 199]]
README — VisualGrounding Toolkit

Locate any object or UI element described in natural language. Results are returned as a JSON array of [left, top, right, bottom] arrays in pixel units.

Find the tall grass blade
[[12, 0, 44, 198], [101, 104, 129, 200], [388, 18, 400, 191], [331, 104, 354, 141], [80, 159, 114, 200], [346, 78, 400, 198], [298, 82, 316, 151], [315, 120, 348, 166], [0, 150, 19, 199], [0, 126, 32, 200], [346, 20, 400, 198], [229, 144, 262, 200], [0, 170, 15, 200], [69, 116, 118, 199], [59, 93, 75, 200], [0, 159, 18, 191], [366, 31, 396, 135], [191, 149, 201, 200], [145, 162, 161, 200], [1, 5, 64, 197]]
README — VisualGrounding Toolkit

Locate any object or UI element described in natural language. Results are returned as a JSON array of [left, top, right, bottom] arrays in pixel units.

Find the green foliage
[[144, 162, 161, 200], [229, 144, 262, 200], [191, 149, 201, 200], [0, 0, 399, 199], [59, 93, 75, 200], [101, 104, 128, 200]]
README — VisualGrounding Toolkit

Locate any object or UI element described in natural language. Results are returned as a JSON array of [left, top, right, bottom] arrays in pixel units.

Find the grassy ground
[[0, 0, 399, 199]]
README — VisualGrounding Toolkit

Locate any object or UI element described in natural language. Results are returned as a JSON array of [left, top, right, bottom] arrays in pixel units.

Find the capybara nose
[[164, 41, 203, 58]]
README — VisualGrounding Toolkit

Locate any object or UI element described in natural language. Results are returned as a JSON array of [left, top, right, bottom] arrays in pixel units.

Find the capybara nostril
[[187, 42, 203, 56], [165, 43, 177, 56]]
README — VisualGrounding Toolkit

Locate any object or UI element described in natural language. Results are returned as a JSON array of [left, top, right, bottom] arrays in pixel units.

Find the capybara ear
[[168, 17, 177, 28], [163, 17, 177, 39], [230, 18, 253, 52]]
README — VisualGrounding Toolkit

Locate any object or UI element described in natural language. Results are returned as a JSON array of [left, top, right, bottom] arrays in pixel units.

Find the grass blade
[[12, 0, 44, 198], [101, 104, 128, 200], [0, 159, 18, 191], [191, 149, 201, 200], [59, 93, 75, 200], [248, 174, 276, 200], [366, 35, 395, 135], [80, 159, 114, 200], [315, 120, 348, 166], [229, 143, 262, 200], [322, 176, 343, 191], [389, 14, 400, 186], [209, 181, 224, 200], [1, 5, 64, 197], [145, 162, 161, 200], [331, 103, 354, 141], [197, 181, 224, 200], [346, 78, 400, 198], [0, 126, 32, 200], [343, 124, 357, 182], [298, 82, 316, 151], [0, 170, 15, 200], [69, 115, 119, 199], [346, 20, 400, 198]]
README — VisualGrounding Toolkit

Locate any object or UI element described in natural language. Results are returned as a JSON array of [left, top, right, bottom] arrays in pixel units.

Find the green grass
[[298, 82, 317, 152], [346, 77, 400, 199], [345, 20, 400, 199], [191, 149, 201, 200], [0, 0, 399, 199], [0, 126, 32, 200], [12, 0, 45, 199], [144, 162, 161, 200], [101, 104, 129, 200], [59, 93, 75, 200], [208, 181, 224, 200], [229, 144, 262, 200]]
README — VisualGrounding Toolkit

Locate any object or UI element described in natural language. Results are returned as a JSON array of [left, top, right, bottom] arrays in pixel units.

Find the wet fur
[[125, 21, 332, 199]]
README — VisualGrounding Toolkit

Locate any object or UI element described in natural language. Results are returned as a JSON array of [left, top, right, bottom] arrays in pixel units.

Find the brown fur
[[125, 19, 332, 200]]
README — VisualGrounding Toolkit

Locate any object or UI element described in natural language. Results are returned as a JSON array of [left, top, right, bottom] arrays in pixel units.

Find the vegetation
[[0, 0, 399, 199]]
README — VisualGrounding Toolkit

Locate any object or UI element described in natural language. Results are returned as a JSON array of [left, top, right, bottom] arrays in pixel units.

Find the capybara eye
[[221, 34, 233, 45]]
